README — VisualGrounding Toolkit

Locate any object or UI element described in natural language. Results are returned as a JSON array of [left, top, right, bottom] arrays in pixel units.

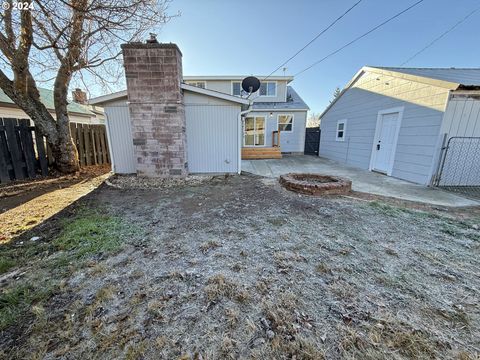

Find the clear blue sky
[[157, 0, 480, 114]]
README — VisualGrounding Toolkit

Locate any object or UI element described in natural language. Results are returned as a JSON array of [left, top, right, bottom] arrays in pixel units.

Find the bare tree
[[307, 112, 320, 128], [330, 87, 341, 103], [0, 0, 176, 173]]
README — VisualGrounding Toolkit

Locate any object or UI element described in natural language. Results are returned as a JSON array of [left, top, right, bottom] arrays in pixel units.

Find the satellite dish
[[241, 76, 261, 94]]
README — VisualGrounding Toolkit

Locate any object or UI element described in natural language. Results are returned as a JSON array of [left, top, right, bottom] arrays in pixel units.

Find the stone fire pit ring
[[279, 173, 352, 196]]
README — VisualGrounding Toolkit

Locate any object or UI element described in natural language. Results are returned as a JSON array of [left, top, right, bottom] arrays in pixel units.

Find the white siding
[[441, 94, 480, 138], [188, 80, 288, 103], [185, 104, 240, 173], [104, 104, 136, 174], [246, 110, 307, 153], [319, 70, 450, 185]]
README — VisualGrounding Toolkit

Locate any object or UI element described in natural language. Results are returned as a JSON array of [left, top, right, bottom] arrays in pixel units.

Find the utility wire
[[294, 0, 425, 77], [262, 0, 363, 81], [400, 6, 480, 66]]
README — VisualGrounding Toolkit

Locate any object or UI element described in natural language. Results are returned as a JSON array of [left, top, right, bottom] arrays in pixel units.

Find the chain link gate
[[435, 137, 480, 198]]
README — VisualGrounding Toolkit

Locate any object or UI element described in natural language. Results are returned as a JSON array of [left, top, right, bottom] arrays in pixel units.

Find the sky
[[155, 0, 480, 114]]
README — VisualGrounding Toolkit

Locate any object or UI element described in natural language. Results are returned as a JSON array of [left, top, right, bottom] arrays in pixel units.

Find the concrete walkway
[[242, 155, 479, 207]]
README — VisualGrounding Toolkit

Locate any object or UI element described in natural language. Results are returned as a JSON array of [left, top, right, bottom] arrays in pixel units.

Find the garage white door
[[185, 105, 240, 173]]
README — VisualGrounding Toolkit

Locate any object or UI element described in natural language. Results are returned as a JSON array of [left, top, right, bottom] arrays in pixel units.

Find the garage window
[[336, 120, 347, 141], [278, 114, 294, 132]]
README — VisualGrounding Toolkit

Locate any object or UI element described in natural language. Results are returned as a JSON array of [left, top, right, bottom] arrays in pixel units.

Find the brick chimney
[[121, 40, 187, 178], [72, 88, 87, 104]]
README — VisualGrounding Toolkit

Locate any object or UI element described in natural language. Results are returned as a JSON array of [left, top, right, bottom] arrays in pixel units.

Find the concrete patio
[[241, 155, 479, 207]]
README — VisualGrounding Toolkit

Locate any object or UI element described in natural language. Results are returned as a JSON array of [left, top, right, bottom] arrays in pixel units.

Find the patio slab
[[242, 155, 479, 207]]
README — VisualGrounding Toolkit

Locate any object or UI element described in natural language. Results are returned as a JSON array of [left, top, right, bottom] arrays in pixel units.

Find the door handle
[[376, 143, 381, 150]]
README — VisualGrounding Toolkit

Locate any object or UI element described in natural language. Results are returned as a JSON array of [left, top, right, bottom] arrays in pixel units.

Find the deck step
[[242, 147, 282, 160]]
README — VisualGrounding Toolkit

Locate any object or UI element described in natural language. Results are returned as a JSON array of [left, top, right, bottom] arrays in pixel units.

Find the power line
[[400, 6, 480, 66], [294, 0, 425, 77], [262, 0, 363, 81]]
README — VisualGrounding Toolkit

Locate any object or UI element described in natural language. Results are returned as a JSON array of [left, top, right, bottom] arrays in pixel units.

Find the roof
[[184, 75, 294, 83], [374, 67, 480, 87], [181, 83, 250, 104], [252, 86, 309, 111], [89, 84, 250, 106], [320, 66, 480, 119], [89, 90, 127, 106], [0, 87, 93, 116]]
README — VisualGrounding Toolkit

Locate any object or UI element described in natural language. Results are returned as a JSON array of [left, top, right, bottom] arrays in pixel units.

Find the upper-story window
[[232, 81, 242, 96], [259, 81, 276, 97], [186, 81, 206, 89]]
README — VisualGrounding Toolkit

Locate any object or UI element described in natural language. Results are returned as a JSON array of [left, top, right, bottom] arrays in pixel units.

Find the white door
[[372, 112, 400, 174]]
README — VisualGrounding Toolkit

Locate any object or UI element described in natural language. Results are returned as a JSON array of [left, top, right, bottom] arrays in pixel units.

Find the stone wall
[[121, 42, 187, 177]]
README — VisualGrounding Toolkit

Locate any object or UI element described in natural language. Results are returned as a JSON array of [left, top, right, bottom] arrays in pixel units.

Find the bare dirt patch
[[1, 174, 479, 359], [0, 166, 110, 243]]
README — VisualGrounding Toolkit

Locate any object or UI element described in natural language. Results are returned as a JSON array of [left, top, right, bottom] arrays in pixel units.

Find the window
[[336, 120, 347, 141], [278, 114, 294, 132], [259, 81, 276, 96], [186, 81, 206, 89], [232, 81, 241, 96], [244, 116, 265, 146]]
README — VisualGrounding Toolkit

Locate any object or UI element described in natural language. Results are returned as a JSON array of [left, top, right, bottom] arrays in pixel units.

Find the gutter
[[237, 103, 253, 174]]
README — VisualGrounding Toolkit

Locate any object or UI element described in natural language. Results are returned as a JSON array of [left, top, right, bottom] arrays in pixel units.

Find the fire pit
[[279, 173, 351, 196]]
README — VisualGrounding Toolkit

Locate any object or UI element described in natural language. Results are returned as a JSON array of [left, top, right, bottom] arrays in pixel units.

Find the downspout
[[238, 102, 253, 174]]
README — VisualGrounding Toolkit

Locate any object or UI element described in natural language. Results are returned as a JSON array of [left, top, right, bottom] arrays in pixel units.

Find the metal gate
[[304, 127, 320, 155], [435, 136, 480, 198]]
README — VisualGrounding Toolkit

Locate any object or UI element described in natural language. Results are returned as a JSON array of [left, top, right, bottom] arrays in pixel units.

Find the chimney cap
[[146, 33, 158, 44]]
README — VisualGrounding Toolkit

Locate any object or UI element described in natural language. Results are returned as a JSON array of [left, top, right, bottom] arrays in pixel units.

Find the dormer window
[[186, 81, 206, 89], [259, 82, 276, 97]]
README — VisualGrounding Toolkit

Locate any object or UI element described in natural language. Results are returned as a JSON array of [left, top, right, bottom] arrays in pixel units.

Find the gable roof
[[320, 66, 480, 119], [252, 86, 309, 111], [184, 75, 294, 83], [374, 67, 480, 87], [0, 87, 93, 116], [89, 84, 251, 106]]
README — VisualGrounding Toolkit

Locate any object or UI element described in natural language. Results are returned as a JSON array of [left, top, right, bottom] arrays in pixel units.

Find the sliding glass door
[[244, 116, 265, 146]]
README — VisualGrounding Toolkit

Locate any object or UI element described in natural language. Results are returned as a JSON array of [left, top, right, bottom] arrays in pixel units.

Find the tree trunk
[[52, 119, 79, 173]]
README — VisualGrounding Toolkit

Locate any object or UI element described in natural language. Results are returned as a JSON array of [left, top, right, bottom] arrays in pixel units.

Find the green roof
[[0, 87, 93, 116]]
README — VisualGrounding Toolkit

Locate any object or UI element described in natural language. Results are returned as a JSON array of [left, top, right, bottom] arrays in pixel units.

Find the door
[[372, 111, 401, 174], [244, 116, 265, 146]]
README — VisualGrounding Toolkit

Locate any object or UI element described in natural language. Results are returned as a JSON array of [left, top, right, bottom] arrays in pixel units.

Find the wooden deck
[[241, 147, 282, 160]]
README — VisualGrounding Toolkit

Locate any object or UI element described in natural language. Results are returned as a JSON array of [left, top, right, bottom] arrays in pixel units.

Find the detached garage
[[319, 66, 480, 189], [89, 41, 249, 176]]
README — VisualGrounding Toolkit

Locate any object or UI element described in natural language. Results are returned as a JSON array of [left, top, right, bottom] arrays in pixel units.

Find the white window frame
[[231, 81, 242, 96], [186, 81, 206, 89], [277, 114, 294, 132], [243, 116, 266, 147], [259, 81, 277, 97], [336, 119, 347, 142], [368, 106, 404, 176]]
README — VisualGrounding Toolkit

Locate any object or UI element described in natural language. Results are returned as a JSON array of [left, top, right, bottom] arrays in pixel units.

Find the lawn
[[0, 174, 479, 359]]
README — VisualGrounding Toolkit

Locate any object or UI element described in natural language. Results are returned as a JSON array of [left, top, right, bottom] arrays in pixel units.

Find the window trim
[[185, 81, 206, 89], [259, 81, 277, 97], [277, 114, 294, 132], [336, 119, 347, 142]]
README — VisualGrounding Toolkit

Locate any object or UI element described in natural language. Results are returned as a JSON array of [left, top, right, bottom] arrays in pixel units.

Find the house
[[319, 66, 480, 187], [0, 87, 104, 125], [184, 76, 309, 159], [90, 40, 309, 176]]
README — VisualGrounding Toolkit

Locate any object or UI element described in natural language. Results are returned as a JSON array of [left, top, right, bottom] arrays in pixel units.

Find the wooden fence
[[0, 118, 110, 184]]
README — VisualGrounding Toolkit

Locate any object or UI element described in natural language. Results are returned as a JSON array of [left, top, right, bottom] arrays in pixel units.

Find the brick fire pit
[[279, 173, 352, 196]]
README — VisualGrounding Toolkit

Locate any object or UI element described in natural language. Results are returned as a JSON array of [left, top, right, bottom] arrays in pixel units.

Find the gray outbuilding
[[319, 66, 480, 189]]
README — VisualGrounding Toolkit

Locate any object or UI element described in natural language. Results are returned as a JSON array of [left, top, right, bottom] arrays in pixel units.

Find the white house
[[319, 66, 480, 187], [90, 41, 309, 176]]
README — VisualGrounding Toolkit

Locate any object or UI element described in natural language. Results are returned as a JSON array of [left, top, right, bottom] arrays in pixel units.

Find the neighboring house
[[319, 66, 480, 186], [0, 87, 104, 125], [184, 76, 309, 159]]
